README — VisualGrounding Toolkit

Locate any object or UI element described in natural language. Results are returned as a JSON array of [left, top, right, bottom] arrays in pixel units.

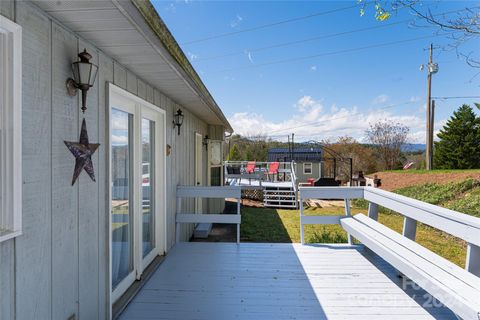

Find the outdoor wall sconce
[[173, 109, 184, 135], [66, 49, 98, 113], [203, 135, 210, 150]]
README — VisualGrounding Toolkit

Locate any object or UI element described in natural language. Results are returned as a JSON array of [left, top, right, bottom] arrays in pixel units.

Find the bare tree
[[365, 120, 410, 170], [359, 0, 480, 68]]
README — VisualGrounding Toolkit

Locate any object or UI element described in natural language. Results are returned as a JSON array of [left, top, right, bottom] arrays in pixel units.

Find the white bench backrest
[[364, 187, 480, 247], [177, 185, 241, 199]]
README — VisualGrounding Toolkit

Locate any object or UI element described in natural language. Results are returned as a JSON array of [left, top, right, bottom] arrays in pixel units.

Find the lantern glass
[[78, 61, 92, 85], [89, 63, 98, 86], [174, 110, 184, 126]]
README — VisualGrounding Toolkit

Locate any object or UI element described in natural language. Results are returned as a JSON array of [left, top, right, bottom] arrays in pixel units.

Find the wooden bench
[[176, 186, 241, 244], [299, 186, 480, 320]]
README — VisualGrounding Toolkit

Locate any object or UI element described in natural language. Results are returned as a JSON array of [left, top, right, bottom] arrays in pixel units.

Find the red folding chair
[[268, 162, 279, 181], [246, 161, 256, 174]]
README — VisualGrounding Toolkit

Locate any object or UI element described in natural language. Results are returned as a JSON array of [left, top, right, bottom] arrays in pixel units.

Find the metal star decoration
[[64, 118, 100, 185]]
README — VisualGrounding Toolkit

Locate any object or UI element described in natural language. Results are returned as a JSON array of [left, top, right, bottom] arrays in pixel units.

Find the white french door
[[109, 84, 166, 303]]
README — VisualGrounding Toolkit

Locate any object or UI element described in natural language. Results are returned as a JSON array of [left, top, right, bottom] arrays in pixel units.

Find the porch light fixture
[[203, 135, 210, 150], [173, 109, 184, 135], [66, 49, 98, 113]]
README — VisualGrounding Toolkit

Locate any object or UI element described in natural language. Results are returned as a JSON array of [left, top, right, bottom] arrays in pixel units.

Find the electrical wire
[[214, 32, 456, 73], [195, 7, 477, 62], [182, 4, 359, 45]]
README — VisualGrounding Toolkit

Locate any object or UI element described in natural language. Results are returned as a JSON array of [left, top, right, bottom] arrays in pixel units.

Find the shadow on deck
[[118, 242, 455, 320]]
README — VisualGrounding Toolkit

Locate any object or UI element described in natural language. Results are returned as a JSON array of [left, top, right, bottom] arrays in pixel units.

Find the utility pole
[[425, 43, 438, 170], [291, 133, 295, 161]]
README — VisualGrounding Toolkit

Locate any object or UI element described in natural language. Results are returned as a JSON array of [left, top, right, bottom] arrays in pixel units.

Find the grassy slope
[[241, 178, 480, 267]]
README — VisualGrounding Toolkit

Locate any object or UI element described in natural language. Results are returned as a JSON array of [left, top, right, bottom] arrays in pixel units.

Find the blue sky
[[152, 0, 480, 143]]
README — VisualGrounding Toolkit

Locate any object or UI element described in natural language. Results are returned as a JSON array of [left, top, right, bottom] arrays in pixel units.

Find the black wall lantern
[[66, 49, 98, 113], [173, 109, 184, 135]]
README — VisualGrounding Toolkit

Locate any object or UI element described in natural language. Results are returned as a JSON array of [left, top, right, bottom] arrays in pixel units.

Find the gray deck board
[[119, 243, 455, 320]]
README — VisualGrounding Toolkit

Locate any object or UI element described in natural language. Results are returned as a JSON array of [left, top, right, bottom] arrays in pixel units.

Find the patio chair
[[246, 161, 256, 174], [267, 162, 279, 181]]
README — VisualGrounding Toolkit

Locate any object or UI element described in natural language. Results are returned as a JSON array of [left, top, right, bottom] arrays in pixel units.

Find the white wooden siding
[[0, 1, 213, 319]]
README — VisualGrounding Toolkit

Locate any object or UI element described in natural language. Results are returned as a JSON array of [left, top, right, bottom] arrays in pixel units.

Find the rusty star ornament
[[64, 118, 100, 185]]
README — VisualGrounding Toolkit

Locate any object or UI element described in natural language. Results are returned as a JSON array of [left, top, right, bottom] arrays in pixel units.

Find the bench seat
[[341, 213, 480, 320]]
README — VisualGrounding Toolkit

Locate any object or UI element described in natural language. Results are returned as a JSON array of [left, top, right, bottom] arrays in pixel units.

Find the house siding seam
[[0, 1, 214, 319]]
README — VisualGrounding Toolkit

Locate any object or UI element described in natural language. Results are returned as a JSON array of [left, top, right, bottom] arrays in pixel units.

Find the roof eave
[[129, 0, 233, 133]]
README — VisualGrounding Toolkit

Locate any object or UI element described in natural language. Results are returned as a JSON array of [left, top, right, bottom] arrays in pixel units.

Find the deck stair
[[263, 184, 297, 209]]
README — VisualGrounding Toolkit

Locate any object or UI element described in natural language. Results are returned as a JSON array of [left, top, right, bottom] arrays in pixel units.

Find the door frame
[[107, 83, 167, 305]]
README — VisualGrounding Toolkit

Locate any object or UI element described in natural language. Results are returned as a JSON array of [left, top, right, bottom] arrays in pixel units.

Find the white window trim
[[0, 16, 22, 243], [303, 162, 312, 175]]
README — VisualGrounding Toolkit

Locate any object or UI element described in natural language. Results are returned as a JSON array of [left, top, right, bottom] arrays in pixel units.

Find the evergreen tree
[[434, 104, 480, 169], [227, 144, 242, 161]]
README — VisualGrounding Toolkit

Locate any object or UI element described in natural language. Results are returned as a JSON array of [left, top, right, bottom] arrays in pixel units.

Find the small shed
[[267, 147, 323, 183]]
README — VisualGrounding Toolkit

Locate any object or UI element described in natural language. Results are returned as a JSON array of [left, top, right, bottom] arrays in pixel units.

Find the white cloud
[[228, 95, 436, 143], [245, 51, 254, 64], [230, 14, 243, 28], [187, 51, 198, 61], [112, 134, 128, 146], [372, 94, 389, 104]]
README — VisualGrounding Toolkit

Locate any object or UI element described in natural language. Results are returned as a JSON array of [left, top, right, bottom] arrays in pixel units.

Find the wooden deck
[[119, 243, 455, 320]]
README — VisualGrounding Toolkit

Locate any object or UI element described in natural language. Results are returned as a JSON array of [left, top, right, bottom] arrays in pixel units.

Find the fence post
[[300, 197, 305, 245], [402, 217, 417, 241], [237, 195, 241, 244], [466, 243, 480, 277], [344, 198, 353, 244], [367, 203, 378, 221], [176, 196, 182, 244]]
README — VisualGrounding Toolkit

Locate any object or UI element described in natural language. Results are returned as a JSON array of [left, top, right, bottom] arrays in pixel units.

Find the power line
[[432, 96, 480, 100], [215, 32, 456, 73], [196, 20, 406, 62], [194, 7, 476, 62], [182, 4, 359, 45]]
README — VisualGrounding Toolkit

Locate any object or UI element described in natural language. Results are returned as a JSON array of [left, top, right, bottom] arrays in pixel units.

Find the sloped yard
[[240, 178, 480, 268]]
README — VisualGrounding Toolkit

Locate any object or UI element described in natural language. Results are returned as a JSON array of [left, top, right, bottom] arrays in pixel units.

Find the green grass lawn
[[240, 177, 480, 268], [240, 206, 468, 267]]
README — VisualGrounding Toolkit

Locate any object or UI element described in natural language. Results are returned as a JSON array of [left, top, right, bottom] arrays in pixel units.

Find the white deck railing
[[299, 186, 480, 276], [176, 186, 242, 244]]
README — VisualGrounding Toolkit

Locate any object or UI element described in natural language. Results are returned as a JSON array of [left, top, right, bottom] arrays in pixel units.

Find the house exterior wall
[[0, 1, 217, 319], [294, 161, 322, 183]]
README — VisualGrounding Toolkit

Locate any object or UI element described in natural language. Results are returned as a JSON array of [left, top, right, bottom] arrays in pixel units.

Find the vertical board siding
[[16, 2, 52, 319], [0, 241, 14, 320], [51, 21, 79, 320], [4, 1, 213, 318], [0, 0, 14, 20], [78, 39, 100, 320], [137, 78, 146, 100], [113, 61, 126, 89], [126, 70, 137, 95]]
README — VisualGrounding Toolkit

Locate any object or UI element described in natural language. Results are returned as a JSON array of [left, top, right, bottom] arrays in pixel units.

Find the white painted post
[[176, 196, 182, 244], [367, 202, 378, 221], [300, 198, 305, 245], [402, 217, 417, 241], [466, 243, 480, 277], [236, 196, 241, 244], [344, 198, 353, 244]]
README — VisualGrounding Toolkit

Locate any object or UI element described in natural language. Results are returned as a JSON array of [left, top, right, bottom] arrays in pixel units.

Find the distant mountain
[[401, 143, 426, 153]]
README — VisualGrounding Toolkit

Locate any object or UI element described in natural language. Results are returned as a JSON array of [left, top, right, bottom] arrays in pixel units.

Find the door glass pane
[[142, 119, 155, 257], [111, 108, 134, 289]]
